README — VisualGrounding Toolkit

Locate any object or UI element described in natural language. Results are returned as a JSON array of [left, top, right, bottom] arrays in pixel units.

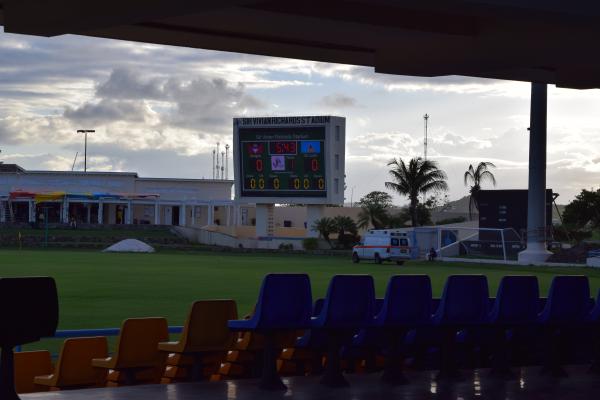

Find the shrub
[[278, 243, 294, 251], [302, 238, 319, 251]]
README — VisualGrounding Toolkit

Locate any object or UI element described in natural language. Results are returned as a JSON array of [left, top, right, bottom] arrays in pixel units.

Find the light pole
[[77, 130, 95, 172]]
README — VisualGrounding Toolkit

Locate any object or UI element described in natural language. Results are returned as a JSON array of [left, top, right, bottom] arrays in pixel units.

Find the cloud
[[319, 93, 358, 108], [64, 99, 154, 125]]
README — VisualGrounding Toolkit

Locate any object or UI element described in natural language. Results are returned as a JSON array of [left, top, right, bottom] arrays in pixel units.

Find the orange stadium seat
[[14, 351, 53, 394], [92, 318, 169, 386], [158, 300, 238, 383], [34, 337, 108, 390]]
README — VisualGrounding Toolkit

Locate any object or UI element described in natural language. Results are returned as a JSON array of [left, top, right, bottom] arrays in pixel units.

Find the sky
[[1, 29, 600, 205]]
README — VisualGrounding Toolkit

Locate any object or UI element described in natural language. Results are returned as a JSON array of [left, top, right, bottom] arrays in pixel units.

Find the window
[[335, 154, 339, 170], [400, 239, 408, 246], [391, 238, 399, 246], [335, 126, 340, 141], [334, 178, 339, 194]]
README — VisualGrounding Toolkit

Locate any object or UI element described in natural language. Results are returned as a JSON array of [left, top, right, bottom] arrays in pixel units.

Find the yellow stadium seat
[[34, 337, 108, 390], [14, 351, 53, 394], [158, 300, 238, 381], [92, 318, 169, 386]]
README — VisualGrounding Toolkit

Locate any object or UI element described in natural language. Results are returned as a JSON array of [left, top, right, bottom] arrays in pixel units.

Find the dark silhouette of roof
[[0, 163, 25, 173], [1, 1, 600, 88]]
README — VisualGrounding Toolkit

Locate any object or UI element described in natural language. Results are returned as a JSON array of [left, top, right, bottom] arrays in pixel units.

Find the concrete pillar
[[154, 202, 160, 225], [518, 83, 552, 264], [0, 201, 4, 223], [256, 204, 274, 237], [62, 199, 69, 224], [306, 205, 325, 238], [28, 200, 35, 223], [191, 205, 196, 226], [180, 204, 186, 226], [128, 202, 132, 224], [98, 202, 103, 224], [226, 205, 231, 226], [86, 204, 91, 224], [208, 204, 214, 225]]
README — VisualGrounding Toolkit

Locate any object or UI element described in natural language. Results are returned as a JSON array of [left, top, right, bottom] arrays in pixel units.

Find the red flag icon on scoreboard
[[247, 143, 264, 155]]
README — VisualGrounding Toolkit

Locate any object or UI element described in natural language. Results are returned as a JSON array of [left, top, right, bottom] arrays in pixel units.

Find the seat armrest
[[33, 374, 56, 386], [91, 357, 115, 369]]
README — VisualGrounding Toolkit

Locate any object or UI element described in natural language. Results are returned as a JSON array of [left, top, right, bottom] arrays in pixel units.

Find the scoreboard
[[233, 116, 345, 205]]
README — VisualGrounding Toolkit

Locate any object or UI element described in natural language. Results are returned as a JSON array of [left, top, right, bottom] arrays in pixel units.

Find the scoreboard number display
[[239, 126, 326, 197]]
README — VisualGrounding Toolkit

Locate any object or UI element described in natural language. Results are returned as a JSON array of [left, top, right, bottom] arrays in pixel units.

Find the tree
[[332, 215, 358, 248], [562, 189, 600, 229], [356, 191, 392, 229], [311, 217, 336, 248], [385, 157, 448, 227], [464, 161, 496, 220]]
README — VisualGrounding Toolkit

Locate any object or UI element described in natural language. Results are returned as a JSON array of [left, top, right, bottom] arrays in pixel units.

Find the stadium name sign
[[236, 116, 331, 126]]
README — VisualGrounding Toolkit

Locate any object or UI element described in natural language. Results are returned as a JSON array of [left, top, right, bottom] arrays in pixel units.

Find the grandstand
[[6, 273, 600, 399], [3, 0, 600, 399]]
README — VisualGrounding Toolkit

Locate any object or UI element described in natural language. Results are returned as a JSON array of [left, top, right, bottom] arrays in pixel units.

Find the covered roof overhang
[[1, 1, 600, 89]]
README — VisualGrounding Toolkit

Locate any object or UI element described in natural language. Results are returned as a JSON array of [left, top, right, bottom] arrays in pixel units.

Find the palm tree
[[332, 215, 358, 248], [311, 217, 336, 248], [385, 157, 448, 227], [464, 162, 496, 220]]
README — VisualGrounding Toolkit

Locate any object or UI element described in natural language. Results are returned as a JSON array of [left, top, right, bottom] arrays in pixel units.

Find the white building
[[0, 163, 235, 227]]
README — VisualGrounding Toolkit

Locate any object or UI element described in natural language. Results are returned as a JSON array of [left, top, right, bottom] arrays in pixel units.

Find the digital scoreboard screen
[[239, 126, 326, 197]]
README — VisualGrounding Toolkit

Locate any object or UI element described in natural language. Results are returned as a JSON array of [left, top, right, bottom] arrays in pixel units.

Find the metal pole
[[500, 229, 507, 263], [225, 144, 230, 180], [424, 114, 429, 160], [84, 131, 87, 172]]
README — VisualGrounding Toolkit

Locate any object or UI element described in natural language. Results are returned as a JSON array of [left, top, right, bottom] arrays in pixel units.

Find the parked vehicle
[[352, 229, 412, 265]]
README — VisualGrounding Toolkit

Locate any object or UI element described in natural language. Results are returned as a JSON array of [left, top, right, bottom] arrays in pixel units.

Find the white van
[[352, 229, 412, 265]]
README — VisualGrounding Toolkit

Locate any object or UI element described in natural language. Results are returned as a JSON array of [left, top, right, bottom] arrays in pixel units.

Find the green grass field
[[1, 249, 599, 353]]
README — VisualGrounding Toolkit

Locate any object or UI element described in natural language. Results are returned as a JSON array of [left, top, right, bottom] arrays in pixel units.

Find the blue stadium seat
[[311, 275, 375, 387], [538, 276, 590, 324], [588, 289, 600, 372], [432, 275, 489, 378], [373, 275, 432, 384], [538, 275, 590, 376], [487, 275, 539, 375], [228, 273, 312, 390]]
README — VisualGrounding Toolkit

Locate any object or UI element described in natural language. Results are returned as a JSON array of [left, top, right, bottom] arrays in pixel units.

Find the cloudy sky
[[1, 29, 600, 205]]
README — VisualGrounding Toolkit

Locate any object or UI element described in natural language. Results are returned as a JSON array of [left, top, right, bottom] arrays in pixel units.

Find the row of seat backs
[[232, 273, 596, 332]]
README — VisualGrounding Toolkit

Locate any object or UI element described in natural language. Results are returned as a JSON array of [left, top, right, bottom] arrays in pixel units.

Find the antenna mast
[[225, 144, 230, 180], [423, 114, 429, 160]]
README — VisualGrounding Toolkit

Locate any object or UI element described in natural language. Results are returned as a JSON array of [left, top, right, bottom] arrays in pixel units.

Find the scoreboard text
[[239, 126, 326, 197]]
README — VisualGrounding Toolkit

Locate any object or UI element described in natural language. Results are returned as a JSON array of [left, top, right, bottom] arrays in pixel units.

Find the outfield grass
[[1, 249, 599, 352]]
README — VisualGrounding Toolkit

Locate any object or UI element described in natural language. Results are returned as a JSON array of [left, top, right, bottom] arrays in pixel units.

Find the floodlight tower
[[76, 129, 95, 172], [221, 152, 225, 179], [225, 144, 229, 179], [212, 149, 216, 179], [423, 114, 429, 160]]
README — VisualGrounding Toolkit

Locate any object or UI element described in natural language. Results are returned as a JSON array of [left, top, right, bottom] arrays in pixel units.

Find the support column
[[191, 205, 196, 226], [518, 83, 552, 264], [208, 204, 214, 226], [62, 199, 69, 224], [98, 202, 103, 225], [86, 204, 91, 224], [226, 205, 231, 226], [126, 201, 133, 224], [180, 204, 186, 226], [154, 202, 160, 225], [256, 204, 274, 238], [306, 205, 325, 238], [28, 200, 35, 223], [0, 201, 4, 223]]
